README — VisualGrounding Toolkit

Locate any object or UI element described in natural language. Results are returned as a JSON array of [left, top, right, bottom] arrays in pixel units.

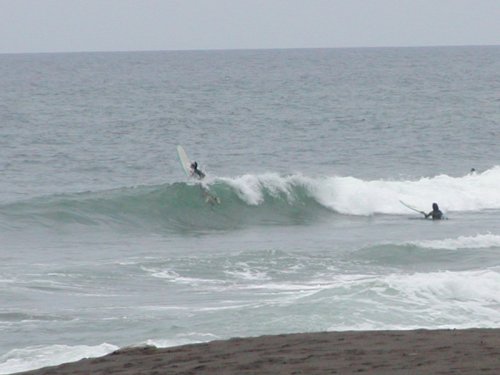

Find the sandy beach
[[15, 329, 500, 375]]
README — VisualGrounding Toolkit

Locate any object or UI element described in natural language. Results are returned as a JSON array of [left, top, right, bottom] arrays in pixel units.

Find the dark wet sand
[[16, 329, 500, 374]]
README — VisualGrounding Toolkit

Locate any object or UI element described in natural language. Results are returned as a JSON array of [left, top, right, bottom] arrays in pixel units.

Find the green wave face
[[0, 181, 330, 234], [2, 167, 499, 233]]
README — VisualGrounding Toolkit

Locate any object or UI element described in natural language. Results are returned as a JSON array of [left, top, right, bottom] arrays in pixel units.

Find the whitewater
[[1, 46, 499, 373]]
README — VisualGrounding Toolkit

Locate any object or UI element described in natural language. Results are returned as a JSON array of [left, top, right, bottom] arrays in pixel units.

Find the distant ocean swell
[[352, 234, 500, 269], [1, 166, 499, 232]]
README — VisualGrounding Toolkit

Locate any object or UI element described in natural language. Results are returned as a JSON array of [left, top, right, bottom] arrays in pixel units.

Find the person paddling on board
[[190, 161, 205, 180], [425, 203, 443, 220]]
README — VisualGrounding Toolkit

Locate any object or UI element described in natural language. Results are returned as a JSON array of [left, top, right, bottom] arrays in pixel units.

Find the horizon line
[[1, 43, 499, 56]]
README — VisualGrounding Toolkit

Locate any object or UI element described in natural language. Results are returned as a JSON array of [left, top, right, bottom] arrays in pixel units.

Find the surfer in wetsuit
[[425, 203, 443, 220], [190, 161, 205, 180], [190, 160, 220, 204]]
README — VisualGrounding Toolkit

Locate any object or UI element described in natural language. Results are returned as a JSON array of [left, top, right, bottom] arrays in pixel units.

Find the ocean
[[0, 46, 499, 373]]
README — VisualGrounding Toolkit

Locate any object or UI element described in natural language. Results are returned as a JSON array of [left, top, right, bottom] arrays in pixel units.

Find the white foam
[[142, 332, 219, 348], [221, 173, 296, 205], [0, 343, 118, 375], [412, 233, 500, 250], [385, 269, 500, 304], [326, 269, 500, 329], [224, 262, 271, 281], [141, 266, 221, 286], [220, 166, 500, 215], [316, 167, 500, 215]]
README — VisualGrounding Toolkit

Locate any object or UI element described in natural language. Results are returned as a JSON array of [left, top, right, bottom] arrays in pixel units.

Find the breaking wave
[[1, 166, 499, 232]]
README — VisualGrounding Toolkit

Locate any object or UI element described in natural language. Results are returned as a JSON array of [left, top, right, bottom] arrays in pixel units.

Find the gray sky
[[1, 0, 499, 53]]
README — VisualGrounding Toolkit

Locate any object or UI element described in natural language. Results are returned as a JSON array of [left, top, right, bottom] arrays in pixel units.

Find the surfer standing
[[425, 203, 443, 220], [190, 161, 205, 180]]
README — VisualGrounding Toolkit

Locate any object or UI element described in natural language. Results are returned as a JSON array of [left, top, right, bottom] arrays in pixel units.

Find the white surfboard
[[176, 145, 192, 177], [399, 200, 426, 216]]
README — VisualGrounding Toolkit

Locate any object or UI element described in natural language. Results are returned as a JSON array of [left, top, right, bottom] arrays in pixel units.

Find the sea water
[[0, 46, 499, 374]]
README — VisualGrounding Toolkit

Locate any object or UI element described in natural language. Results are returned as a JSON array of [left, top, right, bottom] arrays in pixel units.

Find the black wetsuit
[[190, 162, 205, 180], [426, 209, 443, 220], [193, 168, 205, 179]]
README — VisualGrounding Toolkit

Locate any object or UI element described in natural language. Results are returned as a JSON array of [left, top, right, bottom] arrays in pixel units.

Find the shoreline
[[15, 328, 500, 374]]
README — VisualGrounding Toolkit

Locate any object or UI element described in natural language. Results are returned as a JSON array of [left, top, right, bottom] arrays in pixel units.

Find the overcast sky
[[1, 0, 499, 54]]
